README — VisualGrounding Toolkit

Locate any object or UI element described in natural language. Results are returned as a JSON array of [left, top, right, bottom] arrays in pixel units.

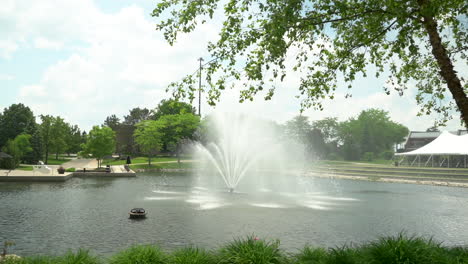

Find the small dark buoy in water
[[129, 208, 146, 219]]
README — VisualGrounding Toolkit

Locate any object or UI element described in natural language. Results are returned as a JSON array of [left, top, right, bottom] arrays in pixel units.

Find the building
[[115, 125, 137, 155]]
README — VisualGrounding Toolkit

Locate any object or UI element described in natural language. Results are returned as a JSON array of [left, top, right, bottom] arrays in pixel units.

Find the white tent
[[396, 131, 468, 167], [396, 131, 468, 156]]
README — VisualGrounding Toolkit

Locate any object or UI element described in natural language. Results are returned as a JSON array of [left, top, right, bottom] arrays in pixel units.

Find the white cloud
[[34, 37, 63, 50], [7, 0, 465, 133], [0, 40, 18, 59], [19, 85, 46, 97], [15, 1, 218, 131], [0, 74, 14, 80]]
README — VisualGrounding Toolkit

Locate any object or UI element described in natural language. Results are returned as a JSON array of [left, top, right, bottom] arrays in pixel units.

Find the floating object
[[129, 208, 146, 219]]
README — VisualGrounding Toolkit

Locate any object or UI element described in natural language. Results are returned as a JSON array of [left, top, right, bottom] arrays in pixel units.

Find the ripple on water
[[197, 202, 225, 210], [301, 201, 331, 210], [152, 190, 184, 195], [144, 197, 177, 201], [249, 203, 287, 209], [307, 195, 360, 201]]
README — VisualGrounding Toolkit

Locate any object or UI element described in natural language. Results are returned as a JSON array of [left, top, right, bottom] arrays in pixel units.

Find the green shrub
[[218, 236, 285, 264], [109, 245, 167, 264], [0, 158, 17, 170], [326, 153, 341, 161], [2, 251, 99, 264], [362, 152, 374, 162], [294, 246, 327, 264], [380, 151, 394, 160], [58, 250, 100, 264], [170, 247, 214, 264], [65, 168, 76, 172], [326, 247, 360, 264], [364, 233, 448, 264], [443, 246, 468, 263]]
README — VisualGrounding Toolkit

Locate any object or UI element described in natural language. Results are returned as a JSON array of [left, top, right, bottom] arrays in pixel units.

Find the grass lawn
[[131, 162, 194, 170], [45, 158, 72, 165], [316, 159, 394, 166], [17, 165, 33, 171], [104, 156, 188, 165]]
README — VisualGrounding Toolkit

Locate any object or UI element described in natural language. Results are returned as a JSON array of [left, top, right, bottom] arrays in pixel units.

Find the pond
[[0, 173, 467, 256]]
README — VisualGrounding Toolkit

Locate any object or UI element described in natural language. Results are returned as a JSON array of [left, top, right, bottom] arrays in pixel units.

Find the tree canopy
[[104, 114, 121, 131], [80, 126, 116, 168], [152, 99, 197, 120], [153, 0, 468, 126], [309, 109, 409, 160], [157, 113, 200, 163], [0, 103, 36, 147], [0, 134, 32, 169], [123, 108, 152, 125], [134, 120, 164, 165]]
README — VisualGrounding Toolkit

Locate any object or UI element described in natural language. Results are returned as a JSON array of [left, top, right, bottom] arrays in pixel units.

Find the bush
[[363, 233, 448, 264], [2, 235, 468, 264], [218, 236, 285, 264], [362, 152, 374, 162], [326, 153, 341, 161], [0, 158, 17, 170], [444, 246, 468, 263], [380, 151, 394, 160], [65, 168, 76, 172], [58, 249, 100, 264], [294, 246, 327, 264], [109, 245, 167, 264], [327, 247, 361, 264], [170, 247, 214, 264]]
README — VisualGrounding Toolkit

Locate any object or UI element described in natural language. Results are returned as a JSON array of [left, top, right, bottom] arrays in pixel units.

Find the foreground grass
[[2, 234, 467, 264]]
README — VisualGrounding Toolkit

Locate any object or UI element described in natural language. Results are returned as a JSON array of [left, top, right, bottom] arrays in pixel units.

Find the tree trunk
[[45, 147, 49, 165], [56, 152, 59, 160], [148, 155, 152, 166], [417, 0, 468, 128], [176, 145, 181, 165]]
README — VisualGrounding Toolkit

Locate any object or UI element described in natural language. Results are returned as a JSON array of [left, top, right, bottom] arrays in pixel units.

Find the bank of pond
[[2, 234, 467, 264]]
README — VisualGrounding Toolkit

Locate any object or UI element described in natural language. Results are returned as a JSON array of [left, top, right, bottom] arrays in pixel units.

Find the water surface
[[0, 173, 467, 256]]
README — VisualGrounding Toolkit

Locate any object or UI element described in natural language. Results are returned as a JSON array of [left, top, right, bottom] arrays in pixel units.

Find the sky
[[0, 0, 465, 132]]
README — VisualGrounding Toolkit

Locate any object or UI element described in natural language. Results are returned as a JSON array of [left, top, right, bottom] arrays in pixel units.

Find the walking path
[[0, 159, 97, 178], [62, 158, 97, 169]]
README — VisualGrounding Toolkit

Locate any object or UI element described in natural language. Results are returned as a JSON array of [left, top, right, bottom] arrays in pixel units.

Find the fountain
[[184, 112, 355, 211], [193, 112, 305, 193]]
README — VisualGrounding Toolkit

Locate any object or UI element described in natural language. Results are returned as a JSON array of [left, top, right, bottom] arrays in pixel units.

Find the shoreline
[[134, 168, 468, 188], [307, 172, 468, 188], [2, 166, 468, 188]]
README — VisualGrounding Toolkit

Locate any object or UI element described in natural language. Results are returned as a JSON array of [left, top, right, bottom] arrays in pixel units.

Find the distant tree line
[[0, 100, 201, 169], [0, 102, 409, 169], [0, 104, 85, 169], [281, 109, 409, 161], [103, 99, 200, 165]]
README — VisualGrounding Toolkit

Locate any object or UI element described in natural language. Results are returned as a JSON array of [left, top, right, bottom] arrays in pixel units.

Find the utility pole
[[198, 57, 204, 117]]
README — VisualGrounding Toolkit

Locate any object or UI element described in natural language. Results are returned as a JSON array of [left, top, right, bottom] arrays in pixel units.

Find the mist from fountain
[[170, 112, 357, 210], [193, 112, 307, 193]]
